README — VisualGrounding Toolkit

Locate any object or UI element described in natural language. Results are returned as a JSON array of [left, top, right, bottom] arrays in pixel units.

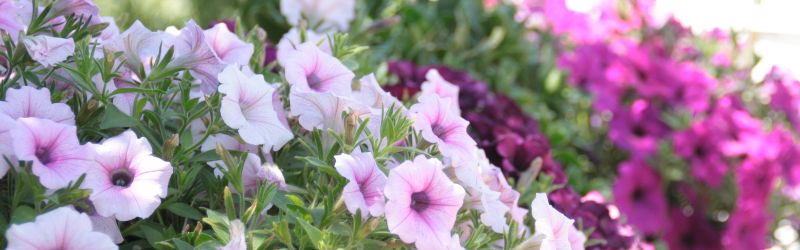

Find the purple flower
[[672, 122, 728, 187], [608, 100, 669, 158], [664, 208, 721, 250], [11, 118, 92, 190], [612, 160, 668, 235], [334, 150, 387, 219]]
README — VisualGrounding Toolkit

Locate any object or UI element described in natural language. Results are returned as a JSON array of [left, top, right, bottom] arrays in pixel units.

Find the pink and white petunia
[[103, 20, 164, 73], [384, 155, 466, 250], [5, 207, 118, 250], [0, 0, 25, 41], [204, 23, 254, 65], [240, 153, 287, 194], [410, 93, 477, 164], [284, 42, 354, 96], [276, 27, 332, 66], [51, 0, 100, 20], [334, 150, 387, 218], [0, 114, 13, 178], [531, 193, 587, 250], [169, 20, 225, 94], [289, 91, 369, 132], [22, 35, 75, 67], [218, 65, 294, 150], [11, 118, 91, 189], [84, 130, 173, 221], [420, 69, 459, 112], [0, 86, 75, 124], [355, 73, 403, 111], [220, 220, 247, 250], [280, 0, 356, 32]]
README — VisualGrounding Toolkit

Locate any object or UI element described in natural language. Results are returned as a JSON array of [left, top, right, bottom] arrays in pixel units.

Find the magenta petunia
[[672, 122, 728, 187], [11, 117, 92, 190], [608, 100, 669, 158], [284, 42, 354, 96], [83, 130, 173, 221], [410, 93, 477, 164], [612, 160, 667, 235], [334, 150, 387, 218], [5, 207, 118, 250], [384, 155, 465, 250], [0, 86, 75, 124], [204, 23, 254, 65]]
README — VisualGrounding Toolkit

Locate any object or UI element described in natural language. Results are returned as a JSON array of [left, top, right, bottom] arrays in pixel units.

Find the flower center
[[110, 170, 133, 188], [431, 124, 448, 139], [693, 145, 706, 157], [631, 187, 645, 202], [410, 192, 430, 212], [632, 125, 646, 137], [35, 147, 52, 165], [307, 73, 324, 91]]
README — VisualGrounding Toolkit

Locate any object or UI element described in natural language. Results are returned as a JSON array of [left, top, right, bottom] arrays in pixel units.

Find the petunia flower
[[672, 122, 728, 187], [531, 193, 586, 250], [0, 86, 75, 124], [169, 20, 226, 94], [276, 27, 332, 66], [284, 42, 354, 96], [0, 0, 25, 41], [218, 65, 294, 150], [410, 93, 477, 164], [355, 73, 403, 111], [240, 153, 287, 194], [220, 220, 246, 250], [204, 23, 254, 65], [22, 35, 75, 67], [4, 207, 118, 250], [51, 0, 99, 21], [289, 91, 369, 132], [11, 118, 92, 190], [612, 160, 668, 235], [280, 0, 356, 32], [420, 69, 460, 113], [83, 130, 173, 221], [0, 114, 14, 178], [384, 155, 465, 250], [103, 20, 164, 73], [334, 150, 387, 218]]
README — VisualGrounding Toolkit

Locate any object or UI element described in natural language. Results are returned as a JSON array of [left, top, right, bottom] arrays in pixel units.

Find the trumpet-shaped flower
[[218, 65, 294, 150], [384, 155, 465, 250], [280, 0, 355, 32], [240, 153, 287, 194], [410, 93, 477, 164], [22, 35, 76, 67], [0, 114, 14, 178], [5, 207, 118, 250], [612, 160, 667, 235], [204, 23, 254, 65], [0, 0, 25, 41], [276, 27, 332, 66], [0, 86, 75, 124], [11, 118, 91, 189], [170, 20, 225, 94], [220, 220, 246, 250], [284, 42, 354, 96], [289, 91, 369, 132], [103, 20, 164, 73], [84, 130, 172, 221], [334, 150, 387, 218], [51, 0, 99, 20], [355, 73, 403, 111], [531, 193, 586, 250], [420, 69, 459, 113]]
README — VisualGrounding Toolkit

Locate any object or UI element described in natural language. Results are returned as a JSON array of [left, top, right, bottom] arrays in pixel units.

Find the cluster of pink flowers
[[516, 0, 800, 248], [386, 61, 636, 249]]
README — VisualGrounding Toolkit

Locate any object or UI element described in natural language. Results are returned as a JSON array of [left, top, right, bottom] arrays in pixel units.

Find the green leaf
[[173, 239, 194, 250], [167, 202, 203, 220], [99, 105, 138, 129], [295, 217, 324, 249], [10, 206, 36, 224]]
